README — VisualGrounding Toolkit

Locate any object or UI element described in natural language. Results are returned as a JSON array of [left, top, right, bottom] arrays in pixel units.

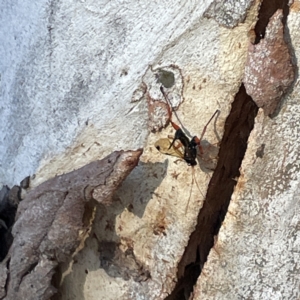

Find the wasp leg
[[167, 135, 184, 150], [169, 128, 190, 150], [185, 167, 205, 214], [198, 110, 219, 142]]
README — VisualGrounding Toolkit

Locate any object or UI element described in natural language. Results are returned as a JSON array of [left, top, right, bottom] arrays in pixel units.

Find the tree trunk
[[0, 0, 299, 299]]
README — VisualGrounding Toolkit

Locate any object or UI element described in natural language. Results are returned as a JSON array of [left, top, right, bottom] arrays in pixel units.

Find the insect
[[155, 86, 219, 167], [155, 86, 219, 213]]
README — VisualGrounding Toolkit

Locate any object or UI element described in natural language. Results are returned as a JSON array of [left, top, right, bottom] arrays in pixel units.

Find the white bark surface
[[1, 0, 299, 299], [1, 0, 216, 186]]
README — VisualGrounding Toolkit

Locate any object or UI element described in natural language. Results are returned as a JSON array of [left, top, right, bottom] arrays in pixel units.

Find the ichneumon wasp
[[155, 86, 219, 167], [155, 86, 220, 212]]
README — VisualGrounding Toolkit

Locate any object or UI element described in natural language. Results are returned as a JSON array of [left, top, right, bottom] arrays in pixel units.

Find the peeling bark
[[244, 9, 295, 116], [0, 149, 142, 300]]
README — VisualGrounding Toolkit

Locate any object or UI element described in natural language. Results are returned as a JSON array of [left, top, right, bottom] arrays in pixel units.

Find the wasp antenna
[[160, 85, 188, 136], [160, 86, 169, 104], [160, 85, 174, 121], [160, 86, 174, 111], [198, 109, 220, 144]]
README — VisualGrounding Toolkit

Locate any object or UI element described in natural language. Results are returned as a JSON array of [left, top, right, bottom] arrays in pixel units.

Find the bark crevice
[[166, 84, 258, 300]]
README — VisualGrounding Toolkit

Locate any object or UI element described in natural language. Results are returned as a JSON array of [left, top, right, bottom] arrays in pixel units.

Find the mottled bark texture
[[204, 0, 254, 28], [244, 9, 295, 116], [0, 149, 142, 300]]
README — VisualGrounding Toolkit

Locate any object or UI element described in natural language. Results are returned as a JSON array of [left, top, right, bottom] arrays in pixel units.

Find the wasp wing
[[154, 138, 183, 159]]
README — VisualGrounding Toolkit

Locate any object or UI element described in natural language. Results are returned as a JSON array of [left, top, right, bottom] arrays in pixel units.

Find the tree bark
[[0, 0, 299, 299]]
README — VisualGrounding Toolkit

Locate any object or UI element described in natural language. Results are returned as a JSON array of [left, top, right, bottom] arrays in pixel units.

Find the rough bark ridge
[[0, 149, 142, 300]]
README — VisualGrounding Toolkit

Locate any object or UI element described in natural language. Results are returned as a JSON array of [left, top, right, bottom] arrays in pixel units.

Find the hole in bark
[[254, 0, 290, 44], [166, 84, 258, 299], [156, 69, 175, 89]]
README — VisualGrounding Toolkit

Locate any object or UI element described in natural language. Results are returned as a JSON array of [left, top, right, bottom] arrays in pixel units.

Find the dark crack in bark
[[166, 85, 258, 300], [254, 0, 290, 44]]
